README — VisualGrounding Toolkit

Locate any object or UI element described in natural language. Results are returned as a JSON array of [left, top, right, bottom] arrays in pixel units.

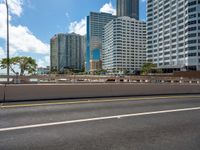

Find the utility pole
[[5, 0, 10, 83]]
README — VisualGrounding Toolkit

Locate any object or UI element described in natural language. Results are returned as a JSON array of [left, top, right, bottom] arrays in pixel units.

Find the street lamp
[[5, 0, 10, 83]]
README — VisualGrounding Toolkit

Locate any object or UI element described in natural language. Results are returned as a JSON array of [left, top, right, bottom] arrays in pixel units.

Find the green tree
[[141, 63, 156, 75], [0, 56, 37, 76]]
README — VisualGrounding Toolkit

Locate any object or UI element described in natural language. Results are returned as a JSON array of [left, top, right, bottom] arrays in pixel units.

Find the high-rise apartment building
[[147, 0, 200, 71], [117, 0, 139, 20], [50, 33, 85, 72], [102, 16, 146, 74], [51, 33, 66, 72], [86, 12, 116, 72]]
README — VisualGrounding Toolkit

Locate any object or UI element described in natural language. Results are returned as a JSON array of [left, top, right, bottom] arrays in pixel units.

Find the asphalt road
[[0, 95, 200, 150]]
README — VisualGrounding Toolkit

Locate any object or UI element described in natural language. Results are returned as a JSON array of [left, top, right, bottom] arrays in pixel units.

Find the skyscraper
[[50, 33, 66, 72], [147, 0, 200, 71], [86, 12, 116, 72], [102, 16, 146, 74], [50, 33, 85, 72], [117, 0, 139, 20]]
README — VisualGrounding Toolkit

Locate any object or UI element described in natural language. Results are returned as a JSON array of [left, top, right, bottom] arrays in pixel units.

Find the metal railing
[[0, 75, 200, 85]]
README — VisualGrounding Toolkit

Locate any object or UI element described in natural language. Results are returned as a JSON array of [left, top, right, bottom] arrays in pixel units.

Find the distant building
[[37, 66, 50, 75], [102, 16, 146, 74], [50, 33, 85, 73], [147, 0, 200, 71], [117, 0, 139, 20], [50, 33, 66, 72], [90, 60, 102, 73], [86, 12, 116, 72]]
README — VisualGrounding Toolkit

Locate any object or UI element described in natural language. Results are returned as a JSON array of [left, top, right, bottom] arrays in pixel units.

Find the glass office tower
[[86, 12, 116, 72]]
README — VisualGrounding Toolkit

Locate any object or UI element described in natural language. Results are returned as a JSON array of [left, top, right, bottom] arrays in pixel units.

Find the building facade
[[37, 66, 50, 75], [102, 16, 146, 74], [117, 0, 139, 20], [86, 12, 116, 72], [50, 33, 66, 72], [147, 0, 200, 71], [90, 60, 102, 73], [50, 33, 85, 72]]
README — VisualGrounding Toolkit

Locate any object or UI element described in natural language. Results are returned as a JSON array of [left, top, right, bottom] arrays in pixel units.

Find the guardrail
[[0, 75, 200, 84]]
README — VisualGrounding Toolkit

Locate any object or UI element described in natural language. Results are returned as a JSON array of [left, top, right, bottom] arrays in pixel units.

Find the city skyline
[[0, 1, 200, 149], [0, 0, 147, 73]]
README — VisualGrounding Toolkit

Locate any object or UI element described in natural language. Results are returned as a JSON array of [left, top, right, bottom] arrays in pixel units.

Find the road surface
[[0, 95, 200, 150]]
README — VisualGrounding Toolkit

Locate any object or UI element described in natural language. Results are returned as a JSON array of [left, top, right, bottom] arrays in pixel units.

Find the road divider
[[1, 83, 200, 102]]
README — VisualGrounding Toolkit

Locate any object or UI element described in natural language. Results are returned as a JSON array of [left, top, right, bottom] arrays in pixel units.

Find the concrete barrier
[[5, 84, 112, 102], [0, 84, 4, 102], [110, 84, 200, 96], [3, 83, 200, 102]]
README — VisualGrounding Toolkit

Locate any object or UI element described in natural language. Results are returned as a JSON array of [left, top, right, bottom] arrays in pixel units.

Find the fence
[[0, 74, 200, 85]]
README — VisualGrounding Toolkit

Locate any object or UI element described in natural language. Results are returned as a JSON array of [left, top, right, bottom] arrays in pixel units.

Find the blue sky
[[0, 0, 146, 69]]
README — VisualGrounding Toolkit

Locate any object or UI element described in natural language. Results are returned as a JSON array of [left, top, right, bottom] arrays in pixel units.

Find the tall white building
[[147, 0, 200, 71], [102, 16, 146, 74]]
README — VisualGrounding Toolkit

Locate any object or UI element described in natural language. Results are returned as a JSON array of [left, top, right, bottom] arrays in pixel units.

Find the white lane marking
[[0, 107, 200, 132]]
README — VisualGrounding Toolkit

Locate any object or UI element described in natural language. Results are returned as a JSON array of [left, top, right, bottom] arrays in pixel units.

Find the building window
[[188, 1, 196, 6], [188, 40, 197, 44], [188, 27, 197, 31], [188, 20, 197, 25], [188, 33, 196, 37], [188, 53, 197, 57], [188, 46, 197, 51], [189, 14, 196, 19], [188, 7, 196, 13]]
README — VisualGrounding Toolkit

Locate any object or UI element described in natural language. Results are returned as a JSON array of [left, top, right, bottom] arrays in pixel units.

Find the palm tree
[[0, 56, 37, 75]]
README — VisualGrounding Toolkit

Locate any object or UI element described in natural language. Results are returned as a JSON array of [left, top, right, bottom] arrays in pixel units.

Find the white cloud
[[0, 1, 50, 57], [0, 47, 6, 59], [37, 55, 50, 67], [0, 3, 7, 39], [99, 2, 116, 15], [68, 1, 116, 36], [7, 0, 23, 16], [69, 17, 86, 36], [9, 25, 50, 54]]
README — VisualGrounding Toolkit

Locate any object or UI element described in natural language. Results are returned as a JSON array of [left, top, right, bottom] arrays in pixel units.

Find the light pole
[[5, 0, 10, 83]]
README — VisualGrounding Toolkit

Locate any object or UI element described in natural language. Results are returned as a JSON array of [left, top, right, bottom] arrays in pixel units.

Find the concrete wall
[[0, 84, 4, 102], [3, 83, 200, 102], [173, 71, 200, 78]]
